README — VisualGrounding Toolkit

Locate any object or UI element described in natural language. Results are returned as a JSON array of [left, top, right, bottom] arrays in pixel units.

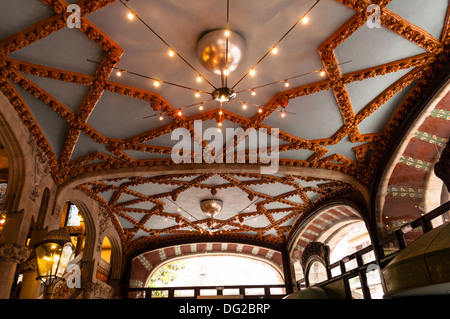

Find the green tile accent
[[386, 186, 423, 198], [158, 248, 166, 260], [137, 255, 153, 271], [430, 108, 450, 120], [399, 155, 431, 171], [413, 131, 448, 146]]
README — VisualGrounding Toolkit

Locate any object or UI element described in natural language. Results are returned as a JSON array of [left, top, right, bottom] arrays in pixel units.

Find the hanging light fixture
[[34, 228, 75, 298]]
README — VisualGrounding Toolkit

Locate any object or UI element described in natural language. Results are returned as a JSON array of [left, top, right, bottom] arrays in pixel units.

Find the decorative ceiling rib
[[76, 172, 356, 252], [0, 0, 449, 252]]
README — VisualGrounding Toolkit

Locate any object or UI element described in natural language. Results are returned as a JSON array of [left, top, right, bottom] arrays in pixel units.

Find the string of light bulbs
[[120, 0, 217, 90], [105, 0, 332, 126]]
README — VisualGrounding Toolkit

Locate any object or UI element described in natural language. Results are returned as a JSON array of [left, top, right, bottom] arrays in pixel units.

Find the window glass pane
[[331, 266, 341, 277], [362, 250, 376, 264], [66, 204, 81, 226], [366, 267, 384, 299], [293, 260, 304, 281], [200, 289, 217, 296], [151, 290, 168, 298], [174, 289, 194, 298], [245, 287, 265, 296], [270, 287, 285, 295], [345, 258, 357, 272], [382, 240, 399, 257], [308, 261, 327, 285], [348, 276, 364, 299], [0, 183, 7, 205], [223, 288, 240, 296]]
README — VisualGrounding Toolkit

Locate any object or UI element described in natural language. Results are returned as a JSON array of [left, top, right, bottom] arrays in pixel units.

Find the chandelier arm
[[231, 0, 321, 90], [165, 197, 199, 222], [234, 60, 352, 94], [88, 59, 211, 94], [225, 0, 230, 88], [119, 0, 217, 90]]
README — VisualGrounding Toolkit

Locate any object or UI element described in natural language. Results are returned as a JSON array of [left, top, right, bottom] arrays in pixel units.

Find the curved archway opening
[[318, 220, 371, 265], [145, 254, 284, 297], [101, 236, 112, 264], [307, 260, 327, 286]]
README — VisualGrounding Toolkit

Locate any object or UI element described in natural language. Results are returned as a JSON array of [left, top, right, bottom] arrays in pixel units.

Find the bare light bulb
[[224, 30, 230, 37], [196, 76, 202, 83], [127, 12, 134, 20], [284, 80, 290, 87], [251, 90, 256, 96], [195, 91, 200, 98], [168, 50, 175, 57], [159, 115, 163, 120], [302, 16, 308, 24], [319, 70, 326, 77], [249, 69, 256, 76], [242, 103, 247, 110], [199, 104, 204, 110], [116, 71, 122, 77], [271, 47, 278, 54]]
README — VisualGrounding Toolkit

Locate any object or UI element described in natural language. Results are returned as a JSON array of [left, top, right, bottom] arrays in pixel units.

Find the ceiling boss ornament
[[197, 29, 244, 102]]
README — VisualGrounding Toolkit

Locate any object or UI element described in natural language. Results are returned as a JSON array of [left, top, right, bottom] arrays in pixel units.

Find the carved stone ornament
[[96, 207, 112, 252], [83, 281, 114, 299], [0, 243, 31, 263], [300, 241, 330, 274], [20, 254, 37, 271]]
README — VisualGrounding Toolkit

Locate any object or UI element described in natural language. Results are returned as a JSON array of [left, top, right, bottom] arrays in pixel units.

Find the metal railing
[[296, 200, 450, 298], [128, 284, 287, 299]]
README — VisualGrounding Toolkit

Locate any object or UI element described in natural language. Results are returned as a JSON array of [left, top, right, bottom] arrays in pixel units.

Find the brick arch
[[376, 88, 450, 236], [288, 203, 364, 262], [129, 242, 283, 288]]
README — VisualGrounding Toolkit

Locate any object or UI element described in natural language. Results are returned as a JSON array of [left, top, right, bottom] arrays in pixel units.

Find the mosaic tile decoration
[[413, 131, 448, 146], [399, 155, 432, 171], [430, 108, 450, 120], [386, 186, 423, 198]]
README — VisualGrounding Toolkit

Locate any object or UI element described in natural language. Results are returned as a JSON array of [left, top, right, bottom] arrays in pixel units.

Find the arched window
[[307, 260, 327, 286], [61, 201, 85, 257], [0, 182, 6, 235], [101, 237, 112, 264], [146, 255, 284, 298]]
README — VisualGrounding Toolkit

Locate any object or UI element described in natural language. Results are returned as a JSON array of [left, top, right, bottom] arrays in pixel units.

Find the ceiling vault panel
[[0, 0, 448, 253]]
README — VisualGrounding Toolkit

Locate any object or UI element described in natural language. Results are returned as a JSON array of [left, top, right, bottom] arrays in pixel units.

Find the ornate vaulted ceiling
[[0, 0, 449, 253]]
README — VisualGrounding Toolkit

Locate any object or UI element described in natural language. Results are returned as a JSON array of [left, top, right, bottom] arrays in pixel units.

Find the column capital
[[0, 243, 31, 264], [83, 281, 114, 299]]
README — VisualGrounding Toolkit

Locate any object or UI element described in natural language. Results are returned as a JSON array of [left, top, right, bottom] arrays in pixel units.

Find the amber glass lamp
[[34, 228, 75, 298]]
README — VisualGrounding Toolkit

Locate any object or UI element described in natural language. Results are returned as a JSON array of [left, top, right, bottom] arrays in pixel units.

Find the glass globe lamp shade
[[34, 229, 75, 285]]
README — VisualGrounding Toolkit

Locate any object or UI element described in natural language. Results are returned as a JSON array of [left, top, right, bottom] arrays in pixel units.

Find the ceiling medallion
[[197, 29, 244, 102], [200, 199, 223, 218], [197, 29, 245, 76]]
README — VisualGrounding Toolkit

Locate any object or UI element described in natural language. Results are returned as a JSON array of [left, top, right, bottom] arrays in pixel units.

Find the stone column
[[18, 254, 42, 299], [18, 229, 47, 299], [0, 243, 31, 299]]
